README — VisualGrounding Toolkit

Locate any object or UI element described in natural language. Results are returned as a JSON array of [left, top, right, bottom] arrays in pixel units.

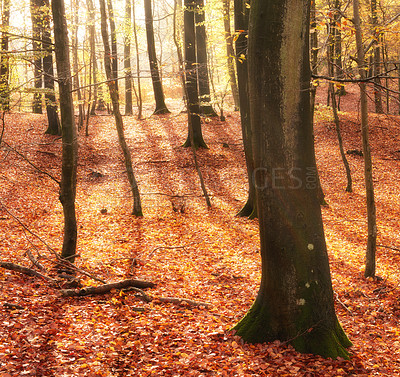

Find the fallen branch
[[0, 261, 55, 283], [60, 278, 155, 297], [377, 244, 400, 253], [156, 297, 211, 308]]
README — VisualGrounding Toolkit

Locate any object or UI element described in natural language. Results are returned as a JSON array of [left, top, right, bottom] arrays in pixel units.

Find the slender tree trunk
[[0, 0, 10, 111], [144, 0, 169, 114], [233, 0, 351, 358], [99, 0, 143, 216], [43, 0, 61, 135], [107, 0, 118, 92], [333, 0, 345, 96], [371, 0, 383, 114], [234, 0, 256, 218], [132, 0, 142, 119], [195, 0, 217, 116], [30, 0, 43, 113], [353, 0, 377, 278], [310, 0, 326, 206], [71, 0, 84, 130], [124, 0, 133, 115], [182, 0, 207, 149], [86, 0, 97, 116], [327, 28, 352, 192], [51, 0, 78, 263], [222, 0, 239, 110]]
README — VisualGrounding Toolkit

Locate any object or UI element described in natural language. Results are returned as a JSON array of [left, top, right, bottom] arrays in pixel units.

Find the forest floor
[[0, 93, 400, 376]]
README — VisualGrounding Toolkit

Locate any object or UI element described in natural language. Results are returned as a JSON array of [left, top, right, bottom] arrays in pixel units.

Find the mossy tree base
[[236, 197, 257, 219], [233, 299, 351, 359]]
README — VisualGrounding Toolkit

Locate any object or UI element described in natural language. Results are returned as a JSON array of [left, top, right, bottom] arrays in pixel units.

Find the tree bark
[[144, 0, 169, 114], [51, 0, 78, 263], [132, 0, 143, 119], [99, 0, 143, 216], [353, 0, 377, 278], [233, 0, 351, 358], [86, 0, 98, 117]]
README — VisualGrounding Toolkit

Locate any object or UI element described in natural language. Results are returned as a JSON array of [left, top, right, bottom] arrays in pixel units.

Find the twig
[[25, 249, 45, 271], [0, 261, 55, 283], [156, 297, 211, 308], [146, 242, 197, 260], [335, 292, 353, 315], [377, 244, 400, 253]]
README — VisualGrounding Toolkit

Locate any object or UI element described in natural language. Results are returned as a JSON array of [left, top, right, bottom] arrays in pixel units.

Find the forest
[[0, 0, 400, 375]]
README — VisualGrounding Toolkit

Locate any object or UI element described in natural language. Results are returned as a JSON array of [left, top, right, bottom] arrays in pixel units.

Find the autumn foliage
[[1, 93, 400, 375]]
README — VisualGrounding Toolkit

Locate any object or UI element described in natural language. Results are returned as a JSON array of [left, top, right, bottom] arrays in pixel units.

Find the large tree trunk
[[144, 0, 169, 114], [99, 0, 143, 216], [195, 0, 217, 117], [353, 0, 377, 278], [0, 0, 10, 111], [234, 0, 256, 218], [43, 0, 61, 135], [233, 0, 351, 359], [222, 0, 239, 111], [30, 0, 43, 114], [51, 0, 78, 263], [182, 0, 207, 149]]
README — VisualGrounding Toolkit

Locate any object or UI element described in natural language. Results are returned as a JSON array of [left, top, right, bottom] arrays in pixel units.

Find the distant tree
[[30, 0, 43, 114], [51, 0, 78, 262], [370, 0, 383, 114], [124, 0, 133, 116], [353, 0, 377, 278], [0, 0, 10, 111], [86, 0, 98, 118], [71, 0, 84, 130], [99, 0, 143, 216], [144, 0, 169, 114], [182, 0, 207, 149], [222, 0, 239, 110], [233, 0, 351, 358], [42, 0, 61, 135], [195, 0, 217, 117], [234, 0, 255, 218]]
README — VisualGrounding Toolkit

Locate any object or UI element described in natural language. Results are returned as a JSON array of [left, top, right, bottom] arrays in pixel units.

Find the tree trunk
[[222, 0, 239, 111], [327, 27, 352, 192], [370, 0, 383, 114], [353, 0, 377, 278], [310, 0, 326, 206], [144, 0, 169, 114], [51, 0, 78, 263], [30, 0, 43, 114], [99, 0, 143, 217], [86, 0, 98, 117], [233, 0, 351, 359], [182, 0, 207, 149], [71, 0, 84, 130], [107, 0, 118, 92], [43, 0, 61, 135], [234, 0, 256, 218], [0, 0, 10, 111], [132, 0, 142, 119], [124, 0, 133, 116], [195, 0, 217, 117]]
